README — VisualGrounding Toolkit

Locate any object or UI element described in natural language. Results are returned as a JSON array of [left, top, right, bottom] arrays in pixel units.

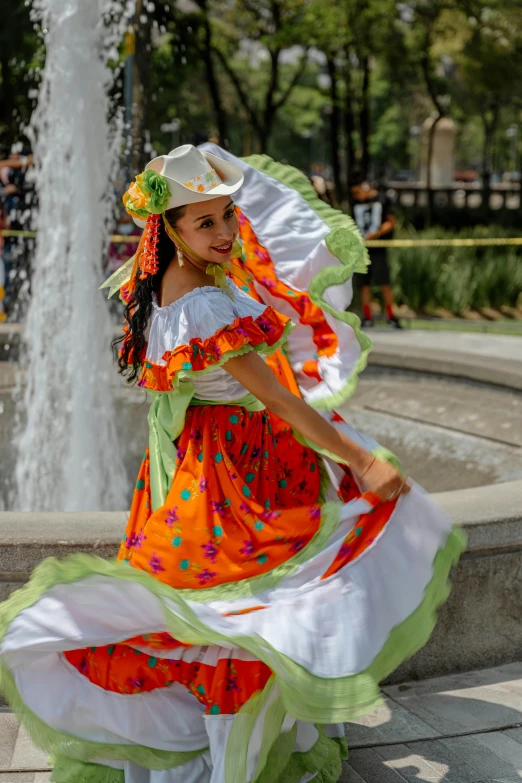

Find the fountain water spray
[[14, 0, 133, 511]]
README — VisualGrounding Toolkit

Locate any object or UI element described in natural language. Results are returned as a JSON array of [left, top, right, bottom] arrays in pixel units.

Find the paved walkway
[[1, 664, 522, 782]]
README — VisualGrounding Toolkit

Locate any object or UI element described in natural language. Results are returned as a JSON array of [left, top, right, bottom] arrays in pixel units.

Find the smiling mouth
[[211, 242, 233, 255]]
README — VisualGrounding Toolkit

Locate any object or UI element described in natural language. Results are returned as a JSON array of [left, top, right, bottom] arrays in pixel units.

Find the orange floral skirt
[[65, 403, 365, 714]]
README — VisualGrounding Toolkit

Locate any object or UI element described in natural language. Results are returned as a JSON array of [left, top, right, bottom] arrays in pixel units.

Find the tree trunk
[[212, 46, 263, 144], [259, 123, 270, 154], [242, 122, 252, 156], [0, 56, 15, 146], [261, 48, 281, 154], [198, 0, 228, 147], [343, 67, 356, 206], [482, 125, 491, 212], [131, 0, 147, 173], [481, 105, 499, 213], [425, 113, 442, 227], [360, 55, 371, 178], [213, 9, 305, 154], [419, 17, 447, 227], [326, 55, 343, 204]]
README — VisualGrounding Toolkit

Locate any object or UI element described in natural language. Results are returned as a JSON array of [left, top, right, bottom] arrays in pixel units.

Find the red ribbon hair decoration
[[139, 213, 161, 279]]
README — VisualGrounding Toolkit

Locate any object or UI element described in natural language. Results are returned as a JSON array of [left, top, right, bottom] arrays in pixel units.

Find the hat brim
[[132, 150, 244, 228]]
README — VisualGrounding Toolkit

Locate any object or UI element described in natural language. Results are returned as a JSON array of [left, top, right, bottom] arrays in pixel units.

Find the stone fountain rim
[[369, 341, 522, 391], [0, 479, 521, 556]]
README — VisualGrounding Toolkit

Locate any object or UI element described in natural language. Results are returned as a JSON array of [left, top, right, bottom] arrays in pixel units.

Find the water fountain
[[13, 0, 130, 512]]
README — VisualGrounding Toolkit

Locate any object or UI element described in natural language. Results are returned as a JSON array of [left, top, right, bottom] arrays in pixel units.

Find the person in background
[[311, 173, 334, 205], [0, 212, 6, 322], [0, 151, 8, 320], [351, 170, 401, 328], [0, 147, 34, 311]]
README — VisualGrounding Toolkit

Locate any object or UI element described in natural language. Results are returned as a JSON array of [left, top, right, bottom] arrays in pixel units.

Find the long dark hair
[[114, 205, 186, 383]]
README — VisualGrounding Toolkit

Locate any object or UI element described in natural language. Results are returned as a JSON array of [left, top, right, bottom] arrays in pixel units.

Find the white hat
[[130, 144, 244, 227]]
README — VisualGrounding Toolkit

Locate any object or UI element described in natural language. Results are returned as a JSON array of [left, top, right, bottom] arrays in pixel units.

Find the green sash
[[147, 385, 265, 511]]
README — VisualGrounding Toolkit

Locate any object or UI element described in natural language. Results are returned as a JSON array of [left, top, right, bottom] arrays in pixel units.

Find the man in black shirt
[[351, 171, 401, 328]]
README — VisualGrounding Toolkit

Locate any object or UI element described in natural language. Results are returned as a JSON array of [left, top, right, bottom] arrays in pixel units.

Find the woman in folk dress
[[0, 144, 464, 783]]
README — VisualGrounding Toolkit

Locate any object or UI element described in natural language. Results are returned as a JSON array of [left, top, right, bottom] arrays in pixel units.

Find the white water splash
[[14, 0, 133, 511]]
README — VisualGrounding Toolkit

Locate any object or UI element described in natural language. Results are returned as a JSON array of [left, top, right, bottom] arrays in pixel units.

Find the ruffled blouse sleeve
[[139, 282, 293, 391]]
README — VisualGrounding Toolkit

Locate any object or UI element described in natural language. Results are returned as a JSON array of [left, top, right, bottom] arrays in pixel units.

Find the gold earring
[[177, 247, 184, 267]]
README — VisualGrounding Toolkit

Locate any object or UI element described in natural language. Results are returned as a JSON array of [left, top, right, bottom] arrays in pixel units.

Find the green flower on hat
[[123, 169, 172, 219], [139, 169, 172, 214]]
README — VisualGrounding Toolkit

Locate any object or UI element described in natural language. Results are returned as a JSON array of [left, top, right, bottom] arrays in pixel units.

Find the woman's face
[[176, 196, 238, 264]]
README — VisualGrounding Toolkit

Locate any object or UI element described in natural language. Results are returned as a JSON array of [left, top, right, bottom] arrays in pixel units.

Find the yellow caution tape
[[366, 237, 522, 248], [0, 230, 38, 238], [0, 230, 142, 242], [124, 29, 135, 56], [2, 229, 522, 248]]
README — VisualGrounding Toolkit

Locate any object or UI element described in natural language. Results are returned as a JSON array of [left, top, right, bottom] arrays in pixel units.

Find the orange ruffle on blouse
[[137, 306, 291, 392]]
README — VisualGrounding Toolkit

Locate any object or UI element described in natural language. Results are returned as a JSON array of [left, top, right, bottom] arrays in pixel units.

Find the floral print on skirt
[[64, 402, 397, 714], [122, 404, 322, 589], [64, 403, 326, 713]]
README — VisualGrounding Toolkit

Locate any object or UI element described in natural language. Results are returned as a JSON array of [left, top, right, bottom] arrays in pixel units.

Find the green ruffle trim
[[332, 735, 349, 761], [51, 758, 124, 783], [276, 526, 467, 723], [225, 676, 277, 783], [225, 678, 349, 783], [0, 659, 205, 769], [242, 155, 372, 411], [257, 725, 346, 783], [242, 155, 368, 266], [0, 525, 465, 753], [49, 729, 347, 783]]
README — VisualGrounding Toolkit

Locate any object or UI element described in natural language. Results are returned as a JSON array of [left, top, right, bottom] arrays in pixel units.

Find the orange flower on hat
[[197, 184, 205, 192], [127, 181, 148, 210]]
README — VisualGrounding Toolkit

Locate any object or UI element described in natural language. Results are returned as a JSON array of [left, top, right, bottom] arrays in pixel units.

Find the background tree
[[0, 0, 41, 150], [405, 1, 454, 224], [455, 0, 522, 197], [211, 0, 314, 153], [2, 0, 522, 200]]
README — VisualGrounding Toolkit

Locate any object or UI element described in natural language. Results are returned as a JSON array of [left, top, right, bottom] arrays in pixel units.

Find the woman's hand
[[356, 456, 410, 502]]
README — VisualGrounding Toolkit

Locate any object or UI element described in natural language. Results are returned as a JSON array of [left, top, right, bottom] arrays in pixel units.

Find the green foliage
[[389, 225, 522, 313], [2, 0, 522, 183], [0, 0, 42, 148]]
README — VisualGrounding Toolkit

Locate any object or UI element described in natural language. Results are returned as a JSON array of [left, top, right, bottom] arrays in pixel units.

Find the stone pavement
[[1, 664, 522, 782]]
